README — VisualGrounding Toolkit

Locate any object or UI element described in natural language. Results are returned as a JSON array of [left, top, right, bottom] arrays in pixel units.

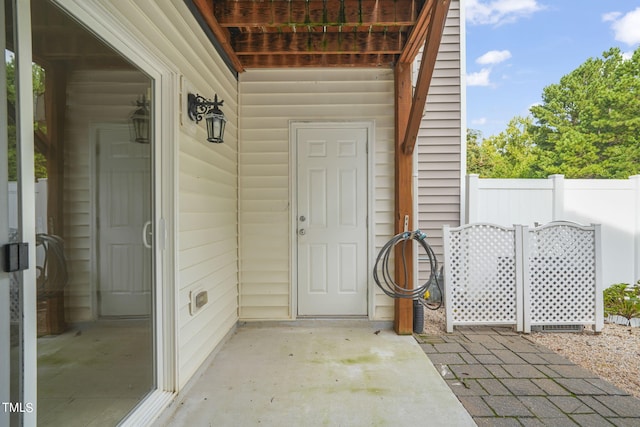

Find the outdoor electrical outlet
[[196, 291, 208, 308], [189, 289, 208, 315]]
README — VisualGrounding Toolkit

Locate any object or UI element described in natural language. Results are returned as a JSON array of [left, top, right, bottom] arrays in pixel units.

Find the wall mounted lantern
[[187, 93, 226, 144], [130, 94, 150, 144]]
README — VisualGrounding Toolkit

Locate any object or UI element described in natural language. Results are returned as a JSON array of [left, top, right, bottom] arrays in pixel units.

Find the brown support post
[[393, 62, 414, 334], [392, 0, 451, 333]]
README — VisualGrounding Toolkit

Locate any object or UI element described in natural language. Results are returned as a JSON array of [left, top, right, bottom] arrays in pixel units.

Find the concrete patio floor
[[154, 319, 476, 427]]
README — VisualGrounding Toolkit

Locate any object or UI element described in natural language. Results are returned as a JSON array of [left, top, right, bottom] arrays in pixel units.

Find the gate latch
[[3, 243, 29, 272]]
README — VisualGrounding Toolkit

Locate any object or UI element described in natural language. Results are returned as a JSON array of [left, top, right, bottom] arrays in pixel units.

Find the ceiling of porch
[[189, 0, 440, 72]]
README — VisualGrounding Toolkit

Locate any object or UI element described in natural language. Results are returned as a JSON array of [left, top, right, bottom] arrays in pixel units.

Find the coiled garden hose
[[373, 230, 443, 310]]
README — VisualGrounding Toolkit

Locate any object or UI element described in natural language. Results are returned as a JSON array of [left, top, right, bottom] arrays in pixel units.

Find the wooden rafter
[[232, 32, 405, 56], [189, 0, 436, 69], [238, 53, 398, 68], [214, 0, 420, 27]]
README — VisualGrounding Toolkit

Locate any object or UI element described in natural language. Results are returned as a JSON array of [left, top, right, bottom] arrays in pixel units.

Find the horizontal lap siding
[[239, 68, 395, 320], [416, 0, 463, 282], [98, 0, 239, 389]]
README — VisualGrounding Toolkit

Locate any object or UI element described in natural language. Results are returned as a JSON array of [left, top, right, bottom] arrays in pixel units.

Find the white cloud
[[607, 7, 640, 46], [468, 51, 511, 87], [467, 68, 492, 86], [466, 0, 544, 26], [477, 50, 512, 65], [602, 12, 621, 22], [472, 117, 488, 126]]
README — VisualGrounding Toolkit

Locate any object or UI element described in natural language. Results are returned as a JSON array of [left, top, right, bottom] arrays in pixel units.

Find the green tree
[[466, 128, 495, 176], [530, 47, 640, 178], [467, 116, 541, 178], [5, 55, 48, 181]]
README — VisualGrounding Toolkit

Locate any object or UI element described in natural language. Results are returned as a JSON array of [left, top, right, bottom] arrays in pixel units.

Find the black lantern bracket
[[187, 93, 224, 124], [187, 92, 227, 143]]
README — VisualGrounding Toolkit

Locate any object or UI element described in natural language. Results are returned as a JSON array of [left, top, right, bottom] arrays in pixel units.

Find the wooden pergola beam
[[214, 0, 420, 27], [238, 53, 397, 68], [192, 0, 245, 73], [393, 0, 450, 334], [232, 32, 405, 56]]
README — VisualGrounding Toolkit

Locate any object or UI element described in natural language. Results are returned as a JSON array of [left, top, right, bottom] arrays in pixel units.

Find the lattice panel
[[10, 275, 20, 322], [445, 224, 518, 326], [528, 223, 597, 324]]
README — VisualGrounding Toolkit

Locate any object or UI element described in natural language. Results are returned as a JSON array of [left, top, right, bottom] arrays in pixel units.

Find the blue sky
[[465, 0, 640, 138]]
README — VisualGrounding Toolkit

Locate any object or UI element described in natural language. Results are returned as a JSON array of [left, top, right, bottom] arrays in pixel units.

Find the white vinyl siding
[[81, 0, 239, 389], [416, 0, 463, 283], [238, 68, 395, 321]]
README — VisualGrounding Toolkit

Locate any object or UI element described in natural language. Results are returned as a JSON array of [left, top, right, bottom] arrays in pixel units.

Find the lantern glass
[[130, 102, 150, 144], [205, 111, 226, 144]]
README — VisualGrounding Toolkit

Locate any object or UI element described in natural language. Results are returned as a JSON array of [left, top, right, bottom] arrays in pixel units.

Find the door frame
[[289, 120, 375, 319], [53, 0, 179, 425]]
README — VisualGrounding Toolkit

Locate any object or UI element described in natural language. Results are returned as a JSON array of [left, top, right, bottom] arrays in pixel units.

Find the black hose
[[373, 230, 442, 309]]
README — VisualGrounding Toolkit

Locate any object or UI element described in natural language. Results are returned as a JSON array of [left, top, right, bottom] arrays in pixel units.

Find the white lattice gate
[[444, 221, 603, 333], [443, 224, 523, 330]]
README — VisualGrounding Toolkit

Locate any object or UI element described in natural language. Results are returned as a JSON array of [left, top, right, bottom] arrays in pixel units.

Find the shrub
[[604, 281, 640, 320]]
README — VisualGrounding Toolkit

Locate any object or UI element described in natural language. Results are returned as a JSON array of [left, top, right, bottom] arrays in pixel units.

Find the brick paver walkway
[[415, 326, 640, 426]]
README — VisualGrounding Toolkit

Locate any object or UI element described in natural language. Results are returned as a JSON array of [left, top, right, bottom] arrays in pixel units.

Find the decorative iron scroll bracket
[[187, 93, 224, 123]]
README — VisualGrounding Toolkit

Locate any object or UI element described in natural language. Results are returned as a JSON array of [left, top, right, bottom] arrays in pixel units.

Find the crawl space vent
[[531, 324, 584, 333]]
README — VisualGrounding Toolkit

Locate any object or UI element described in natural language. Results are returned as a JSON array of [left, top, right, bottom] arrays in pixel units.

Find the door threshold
[[294, 317, 393, 330]]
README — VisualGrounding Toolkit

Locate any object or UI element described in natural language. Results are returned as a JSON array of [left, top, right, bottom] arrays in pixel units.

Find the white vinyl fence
[[444, 222, 603, 333], [466, 174, 640, 287], [8, 179, 48, 233]]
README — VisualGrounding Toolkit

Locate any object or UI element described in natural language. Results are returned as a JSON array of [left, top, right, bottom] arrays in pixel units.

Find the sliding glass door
[[2, 1, 34, 425], [1, 0, 158, 424]]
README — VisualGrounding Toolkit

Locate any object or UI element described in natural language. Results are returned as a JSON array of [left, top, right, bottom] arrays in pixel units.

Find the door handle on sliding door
[[3, 242, 29, 272], [142, 221, 152, 249]]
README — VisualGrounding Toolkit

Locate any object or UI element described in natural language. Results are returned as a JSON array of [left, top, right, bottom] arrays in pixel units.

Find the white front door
[[95, 126, 152, 317], [296, 124, 369, 316]]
